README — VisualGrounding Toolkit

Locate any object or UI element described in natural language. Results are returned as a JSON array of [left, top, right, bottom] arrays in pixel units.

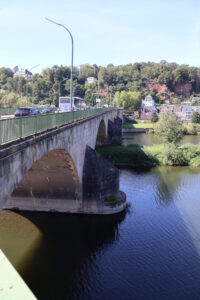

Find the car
[[41, 107, 54, 114], [14, 107, 40, 117]]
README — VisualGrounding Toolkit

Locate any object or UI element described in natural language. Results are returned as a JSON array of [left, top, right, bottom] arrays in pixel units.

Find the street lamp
[[26, 64, 40, 106], [45, 17, 74, 112]]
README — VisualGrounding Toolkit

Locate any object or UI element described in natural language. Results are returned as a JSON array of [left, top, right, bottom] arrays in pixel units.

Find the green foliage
[[150, 112, 158, 122], [96, 144, 160, 169], [191, 111, 200, 124], [174, 66, 190, 84], [163, 144, 187, 166], [155, 112, 183, 145], [1, 61, 200, 107], [97, 143, 200, 168], [114, 91, 142, 110], [170, 97, 181, 105], [0, 90, 26, 108], [183, 123, 199, 135]]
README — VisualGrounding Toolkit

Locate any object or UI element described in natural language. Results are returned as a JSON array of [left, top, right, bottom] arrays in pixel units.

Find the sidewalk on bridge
[[0, 249, 36, 299]]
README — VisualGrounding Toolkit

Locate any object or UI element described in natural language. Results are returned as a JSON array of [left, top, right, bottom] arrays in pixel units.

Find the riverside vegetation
[[97, 113, 200, 169]]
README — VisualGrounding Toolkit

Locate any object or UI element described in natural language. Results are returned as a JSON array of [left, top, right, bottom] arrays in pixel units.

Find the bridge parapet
[[0, 108, 114, 145]]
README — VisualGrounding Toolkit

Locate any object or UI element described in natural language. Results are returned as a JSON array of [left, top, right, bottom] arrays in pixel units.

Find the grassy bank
[[96, 144, 162, 169], [123, 120, 154, 129], [96, 143, 200, 169]]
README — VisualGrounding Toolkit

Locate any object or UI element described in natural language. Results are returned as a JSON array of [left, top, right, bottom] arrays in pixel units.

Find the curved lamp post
[[45, 17, 74, 112]]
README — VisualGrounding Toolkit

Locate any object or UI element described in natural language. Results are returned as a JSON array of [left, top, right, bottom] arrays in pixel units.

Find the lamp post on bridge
[[45, 17, 74, 112]]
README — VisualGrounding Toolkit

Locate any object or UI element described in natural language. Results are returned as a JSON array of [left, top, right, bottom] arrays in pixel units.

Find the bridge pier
[[108, 116, 122, 144]]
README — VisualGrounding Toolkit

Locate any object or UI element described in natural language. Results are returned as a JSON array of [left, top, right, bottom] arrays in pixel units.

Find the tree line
[[0, 61, 200, 108]]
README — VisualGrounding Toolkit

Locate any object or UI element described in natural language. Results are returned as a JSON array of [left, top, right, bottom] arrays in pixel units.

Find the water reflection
[[2, 167, 200, 299], [16, 211, 126, 300], [123, 132, 200, 146]]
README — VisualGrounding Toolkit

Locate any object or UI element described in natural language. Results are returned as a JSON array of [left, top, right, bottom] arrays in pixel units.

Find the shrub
[[163, 144, 187, 166], [192, 111, 200, 124], [182, 123, 198, 135], [151, 112, 158, 123], [155, 112, 183, 145]]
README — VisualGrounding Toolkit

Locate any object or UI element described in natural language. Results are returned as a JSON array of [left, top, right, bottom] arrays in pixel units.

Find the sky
[[1, 0, 200, 73]]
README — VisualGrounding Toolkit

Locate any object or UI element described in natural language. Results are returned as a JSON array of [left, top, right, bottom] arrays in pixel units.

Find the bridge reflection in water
[[0, 210, 125, 300]]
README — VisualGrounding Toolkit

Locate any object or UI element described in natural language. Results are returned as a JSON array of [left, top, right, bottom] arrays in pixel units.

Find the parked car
[[41, 107, 54, 114], [14, 107, 40, 117]]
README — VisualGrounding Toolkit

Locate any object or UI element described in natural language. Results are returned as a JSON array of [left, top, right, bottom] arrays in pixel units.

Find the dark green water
[[123, 132, 200, 146], [1, 133, 200, 299], [1, 166, 200, 299]]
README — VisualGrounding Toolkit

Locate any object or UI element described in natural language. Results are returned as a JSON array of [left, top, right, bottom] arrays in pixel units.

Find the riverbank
[[96, 143, 200, 169]]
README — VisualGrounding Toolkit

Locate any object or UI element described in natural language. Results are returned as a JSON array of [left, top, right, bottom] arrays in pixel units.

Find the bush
[[151, 112, 158, 122], [182, 123, 198, 135], [155, 112, 183, 145], [192, 111, 200, 124], [163, 144, 187, 166]]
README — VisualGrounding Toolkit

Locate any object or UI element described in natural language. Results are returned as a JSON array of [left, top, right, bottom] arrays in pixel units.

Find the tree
[[191, 111, 200, 123], [113, 91, 142, 111], [151, 112, 158, 122], [174, 66, 190, 84], [155, 112, 183, 145]]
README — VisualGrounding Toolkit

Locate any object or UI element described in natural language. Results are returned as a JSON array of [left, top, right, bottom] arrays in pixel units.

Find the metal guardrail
[[0, 108, 113, 145]]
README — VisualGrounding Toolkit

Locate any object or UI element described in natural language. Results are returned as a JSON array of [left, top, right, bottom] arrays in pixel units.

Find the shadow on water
[[15, 211, 126, 300]]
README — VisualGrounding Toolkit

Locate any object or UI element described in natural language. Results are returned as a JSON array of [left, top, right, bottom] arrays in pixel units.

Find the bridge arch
[[6, 149, 81, 211]]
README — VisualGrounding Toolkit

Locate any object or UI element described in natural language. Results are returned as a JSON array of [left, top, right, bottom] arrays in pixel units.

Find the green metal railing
[[0, 108, 113, 145]]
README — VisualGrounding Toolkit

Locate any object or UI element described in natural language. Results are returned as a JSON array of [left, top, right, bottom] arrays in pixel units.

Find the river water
[[123, 132, 200, 146], [1, 135, 200, 299]]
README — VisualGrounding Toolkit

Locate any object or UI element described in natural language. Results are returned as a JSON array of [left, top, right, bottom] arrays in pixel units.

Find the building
[[181, 106, 193, 121], [13, 66, 33, 79], [142, 95, 155, 107], [86, 77, 97, 84]]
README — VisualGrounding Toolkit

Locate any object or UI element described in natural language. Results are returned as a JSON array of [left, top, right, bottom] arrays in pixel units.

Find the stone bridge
[[0, 109, 126, 215]]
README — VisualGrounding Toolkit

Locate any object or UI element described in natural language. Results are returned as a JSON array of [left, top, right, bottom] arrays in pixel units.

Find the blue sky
[[1, 0, 200, 73]]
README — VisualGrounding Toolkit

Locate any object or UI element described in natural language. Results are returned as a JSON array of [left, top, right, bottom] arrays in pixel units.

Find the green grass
[[134, 122, 154, 129], [123, 120, 154, 129], [96, 143, 200, 169], [96, 144, 162, 169]]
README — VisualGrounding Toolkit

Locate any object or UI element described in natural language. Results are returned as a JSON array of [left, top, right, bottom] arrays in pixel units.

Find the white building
[[142, 95, 155, 107], [181, 106, 193, 121], [13, 66, 33, 79], [86, 77, 97, 84]]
